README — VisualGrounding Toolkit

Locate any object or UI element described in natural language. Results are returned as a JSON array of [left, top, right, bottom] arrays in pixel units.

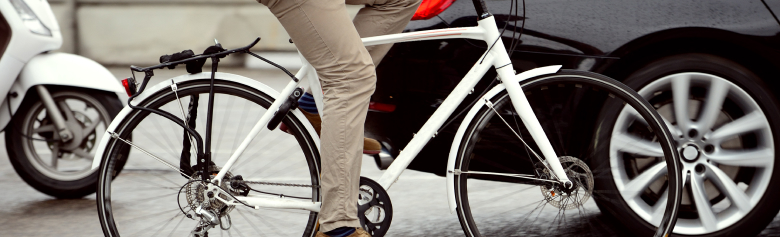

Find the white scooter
[[0, 0, 126, 198]]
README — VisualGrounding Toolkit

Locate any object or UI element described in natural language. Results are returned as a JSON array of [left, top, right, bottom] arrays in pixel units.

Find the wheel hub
[[180, 169, 238, 233], [539, 156, 594, 210], [681, 143, 701, 162]]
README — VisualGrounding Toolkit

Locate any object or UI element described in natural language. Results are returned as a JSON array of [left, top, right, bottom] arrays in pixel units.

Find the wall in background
[[48, 0, 361, 66]]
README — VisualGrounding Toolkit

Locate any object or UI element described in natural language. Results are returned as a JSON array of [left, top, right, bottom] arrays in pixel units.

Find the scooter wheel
[[6, 88, 127, 198]]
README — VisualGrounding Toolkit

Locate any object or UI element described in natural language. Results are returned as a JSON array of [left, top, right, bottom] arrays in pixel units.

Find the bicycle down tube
[[92, 1, 681, 236], [210, 15, 573, 208]]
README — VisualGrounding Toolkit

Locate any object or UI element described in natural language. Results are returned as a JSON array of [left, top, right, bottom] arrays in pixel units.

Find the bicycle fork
[[495, 65, 573, 189]]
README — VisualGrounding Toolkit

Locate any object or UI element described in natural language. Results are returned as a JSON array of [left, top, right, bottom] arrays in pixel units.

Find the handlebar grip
[[159, 49, 196, 69]]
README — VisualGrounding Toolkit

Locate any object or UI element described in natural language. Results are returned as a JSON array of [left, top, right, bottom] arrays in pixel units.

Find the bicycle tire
[[96, 77, 321, 237], [453, 70, 682, 236]]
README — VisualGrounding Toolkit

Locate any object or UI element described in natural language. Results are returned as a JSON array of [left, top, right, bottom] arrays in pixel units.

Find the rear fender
[[90, 72, 321, 171]]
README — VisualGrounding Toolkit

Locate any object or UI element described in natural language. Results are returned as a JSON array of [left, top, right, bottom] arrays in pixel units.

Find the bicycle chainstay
[[233, 179, 319, 188]]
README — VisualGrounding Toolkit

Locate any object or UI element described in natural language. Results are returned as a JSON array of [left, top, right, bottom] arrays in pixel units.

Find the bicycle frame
[[206, 15, 573, 213]]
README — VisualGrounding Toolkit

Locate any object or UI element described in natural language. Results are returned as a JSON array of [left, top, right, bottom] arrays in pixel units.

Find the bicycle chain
[[234, 180, 319, 188]]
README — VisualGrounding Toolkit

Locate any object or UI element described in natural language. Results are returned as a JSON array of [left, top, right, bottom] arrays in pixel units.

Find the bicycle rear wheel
[[96, 77, 321, 237], [453, 70, 681, 236]]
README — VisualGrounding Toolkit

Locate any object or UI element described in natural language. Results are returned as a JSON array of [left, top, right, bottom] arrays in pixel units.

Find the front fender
[[16, 52, 124, 95], [0, 53, 124, 129], [445, 65, 561, 214]]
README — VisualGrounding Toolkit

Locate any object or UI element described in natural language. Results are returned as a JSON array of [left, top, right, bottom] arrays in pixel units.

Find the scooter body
[[0, 0, 125, 198]]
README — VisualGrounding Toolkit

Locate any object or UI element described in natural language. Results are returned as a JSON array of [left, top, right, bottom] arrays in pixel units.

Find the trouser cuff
[[320, 219, 361, 233]]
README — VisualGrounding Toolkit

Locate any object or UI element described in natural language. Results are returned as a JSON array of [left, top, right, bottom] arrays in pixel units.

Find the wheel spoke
[[620, 162, 667, 200], [697, 79, 729, 131], [706, 147, 773, 167], [706, 111, 768, 142], [649, 189, 669, 225], [633, 107, 681, 138], [166, 214, 187, 237], [612, 132, 664, 157], [98, 81, 321, 236], [661, 116, 682, 138], [71, 148, 93, 160], [691, 174, 718, 232], [671, 74, 692, 129], [51, 143, 59, 168], [33, 124, 56, 133], [82, 117, 103, 136], [623, 106, 648, 125], [704, 163, 751, 214]]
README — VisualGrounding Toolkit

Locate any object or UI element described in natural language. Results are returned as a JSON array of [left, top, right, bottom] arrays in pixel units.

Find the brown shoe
[[349, 228, 371, 237], [362, 137, 381, 155], [282, 110, 382, 155], [299, 110, 322, 136], [315, 227, 372, 237]]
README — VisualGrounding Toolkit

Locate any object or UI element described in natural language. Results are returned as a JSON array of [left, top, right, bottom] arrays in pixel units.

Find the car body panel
[[368, 0, 780, 175]]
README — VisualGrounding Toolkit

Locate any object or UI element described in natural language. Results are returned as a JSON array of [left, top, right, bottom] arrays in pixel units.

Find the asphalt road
[[1, 66, 779, 237]]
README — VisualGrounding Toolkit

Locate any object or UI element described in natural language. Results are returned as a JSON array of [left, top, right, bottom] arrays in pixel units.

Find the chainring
[[357, 176, 393, 237]]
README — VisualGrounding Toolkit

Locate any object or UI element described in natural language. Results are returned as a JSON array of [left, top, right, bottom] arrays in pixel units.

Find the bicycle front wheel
[[96, 76, 321, 237], [453, 70, 681, 236]]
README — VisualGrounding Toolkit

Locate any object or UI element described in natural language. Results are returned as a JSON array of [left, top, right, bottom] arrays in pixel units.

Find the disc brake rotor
[[539, 156, 594, 210]]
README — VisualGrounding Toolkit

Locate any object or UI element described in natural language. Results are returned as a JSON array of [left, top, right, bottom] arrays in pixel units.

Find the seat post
[[471, 0, 492, 19]]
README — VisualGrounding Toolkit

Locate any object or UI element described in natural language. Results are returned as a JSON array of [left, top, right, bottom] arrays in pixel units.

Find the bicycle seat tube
[[471, 0, 491, 19]]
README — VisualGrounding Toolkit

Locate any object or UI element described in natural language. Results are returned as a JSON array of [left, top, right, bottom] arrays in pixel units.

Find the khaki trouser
[[256, 0, 421, 232]]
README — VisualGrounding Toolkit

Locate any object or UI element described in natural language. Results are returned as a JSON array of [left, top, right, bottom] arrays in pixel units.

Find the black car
[[366, 0, 780, 236]]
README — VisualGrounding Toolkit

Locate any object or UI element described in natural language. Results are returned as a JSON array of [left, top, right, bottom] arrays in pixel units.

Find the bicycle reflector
[[412, 0, 455, 20], [122, 77, 138, 97]]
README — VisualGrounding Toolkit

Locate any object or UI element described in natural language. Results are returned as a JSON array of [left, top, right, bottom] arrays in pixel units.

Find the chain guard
[[357, 177, 392, 237]]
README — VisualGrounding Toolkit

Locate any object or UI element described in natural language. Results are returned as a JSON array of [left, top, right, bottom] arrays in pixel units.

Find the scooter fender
[[445, 65, 562, 214], [0, 53, 124, 129]]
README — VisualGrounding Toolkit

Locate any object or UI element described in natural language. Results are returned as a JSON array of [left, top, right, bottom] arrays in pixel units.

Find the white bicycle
[[94, 1, 683, 236]]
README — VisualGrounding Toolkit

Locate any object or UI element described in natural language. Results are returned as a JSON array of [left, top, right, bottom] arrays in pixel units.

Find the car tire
[[592, 53, 780, 236]]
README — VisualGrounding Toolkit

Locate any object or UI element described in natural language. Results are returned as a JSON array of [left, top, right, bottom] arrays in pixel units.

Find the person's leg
[[293, 91, 382, 155], [292, 0, 421, 157], [347, 0, 422, 66], [258, 0, 374, 232]]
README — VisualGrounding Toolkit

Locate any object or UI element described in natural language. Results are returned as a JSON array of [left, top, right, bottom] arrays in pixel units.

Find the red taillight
[[412, 0, 456, 20], [122, 77, 137, 97], [369, 102, 396, 112]]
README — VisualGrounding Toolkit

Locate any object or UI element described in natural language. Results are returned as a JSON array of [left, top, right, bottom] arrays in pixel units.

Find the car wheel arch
[[597, 28, 780, 99]]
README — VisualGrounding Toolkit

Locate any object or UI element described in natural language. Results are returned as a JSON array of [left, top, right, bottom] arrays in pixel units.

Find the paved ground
[[0, 66, 779, 236]]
